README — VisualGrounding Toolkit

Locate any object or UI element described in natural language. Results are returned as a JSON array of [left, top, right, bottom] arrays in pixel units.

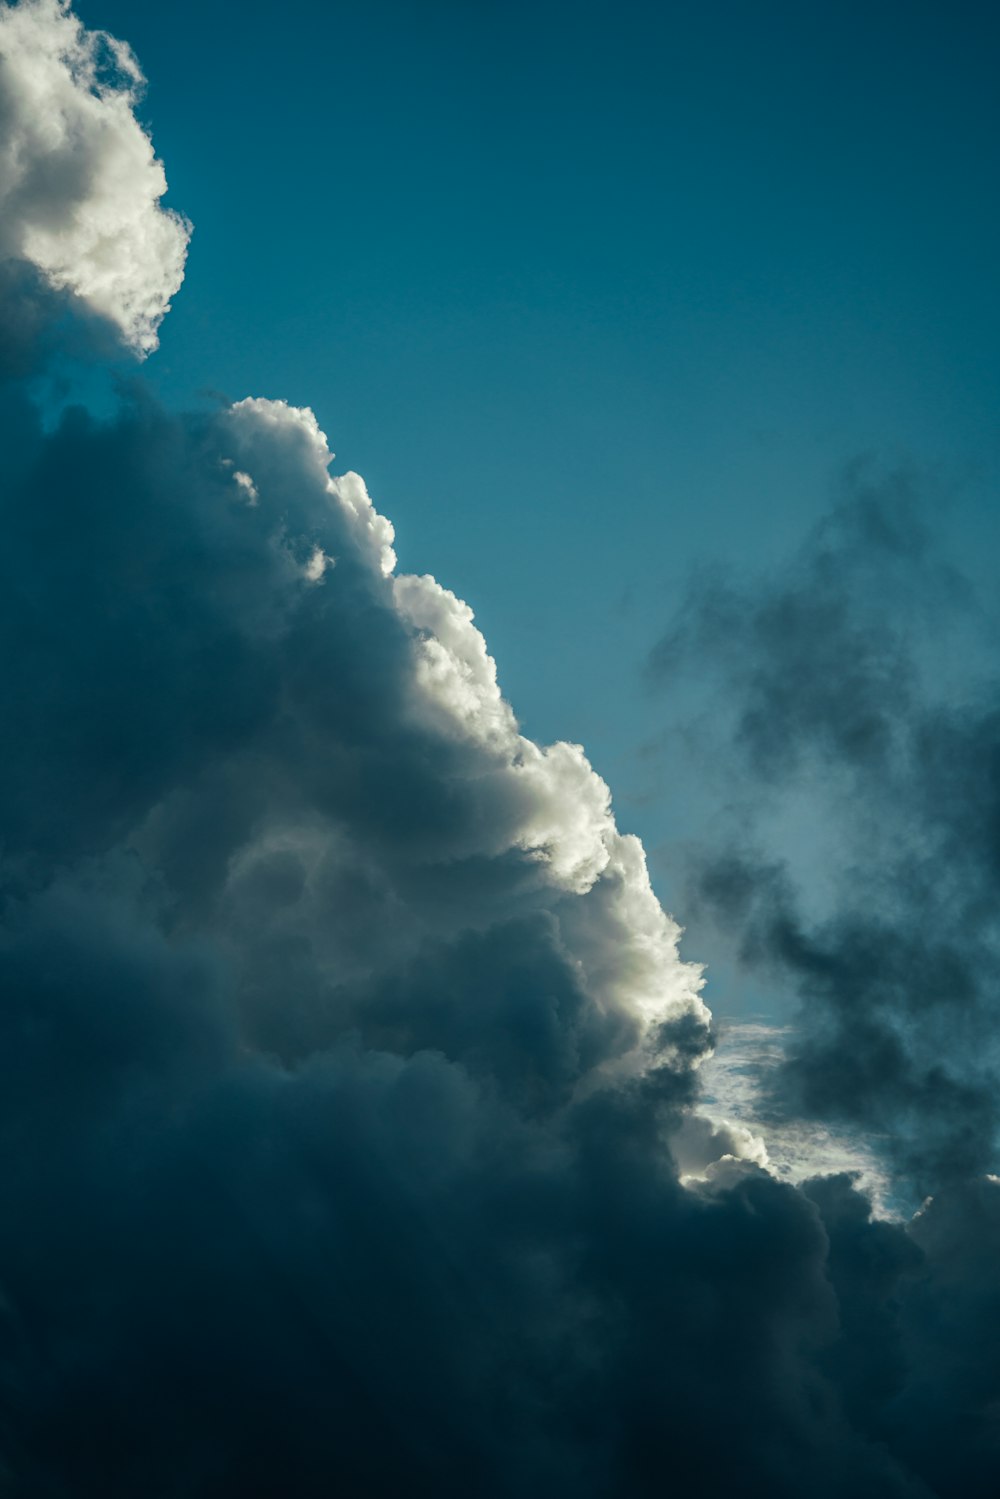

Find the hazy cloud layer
[[0, 7, 998, 1497]]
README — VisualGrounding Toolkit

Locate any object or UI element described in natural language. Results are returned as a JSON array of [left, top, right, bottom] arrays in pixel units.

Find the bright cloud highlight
[[0, 0, 189, 352]]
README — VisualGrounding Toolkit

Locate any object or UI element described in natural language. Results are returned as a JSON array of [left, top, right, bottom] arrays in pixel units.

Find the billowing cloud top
[[0, 0, 189, 352]]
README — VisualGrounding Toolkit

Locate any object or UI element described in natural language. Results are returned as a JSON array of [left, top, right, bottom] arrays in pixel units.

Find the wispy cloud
[[651, 469, 1000, 1195]]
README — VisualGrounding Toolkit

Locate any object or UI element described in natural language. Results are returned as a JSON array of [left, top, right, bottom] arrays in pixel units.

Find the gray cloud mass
[[651, 476, 1000, 1194], [0, 4, 997, 1496]]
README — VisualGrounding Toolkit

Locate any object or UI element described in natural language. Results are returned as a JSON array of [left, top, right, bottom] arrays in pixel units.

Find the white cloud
[[217, 394, 709, 1045], [232, 470, 259, 505], [227, 398, 397, 575], [0, 0, 189, 352]]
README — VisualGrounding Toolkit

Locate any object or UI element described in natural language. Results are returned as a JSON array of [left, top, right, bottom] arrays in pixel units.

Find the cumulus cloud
[[0, 0, 189, 353], [0, 7, 999, 1497]]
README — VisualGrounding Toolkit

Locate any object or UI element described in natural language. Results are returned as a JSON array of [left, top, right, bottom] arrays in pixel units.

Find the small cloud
[[303, 544, 331, 581], [232, 470, 258, 505]]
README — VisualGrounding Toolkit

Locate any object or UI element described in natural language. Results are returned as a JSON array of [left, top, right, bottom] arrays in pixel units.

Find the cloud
[[0, 0, 189, 354], [695, 1020, 893, 1204], [650, 470, 1000, 1196], [0, 8, 999, 1497], [3, 380, 897, 1499]]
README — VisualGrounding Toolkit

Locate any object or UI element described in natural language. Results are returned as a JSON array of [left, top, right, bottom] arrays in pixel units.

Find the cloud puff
[[0, 0, 189, 352]]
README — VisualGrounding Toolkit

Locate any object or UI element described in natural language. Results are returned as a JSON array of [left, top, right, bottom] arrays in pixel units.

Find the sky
[[72, 0, 1000, 1025], [71, 0, 1000, 842], [1, 2, 1000, 1495]]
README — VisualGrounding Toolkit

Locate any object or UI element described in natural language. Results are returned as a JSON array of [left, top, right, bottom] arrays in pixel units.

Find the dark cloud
[[646, 469, 1000, 1490], [650, 471, 1000, 1194], [0, 260, 63, 380], [0, 337, 993, 1499], [1, 5, 998, 1496]]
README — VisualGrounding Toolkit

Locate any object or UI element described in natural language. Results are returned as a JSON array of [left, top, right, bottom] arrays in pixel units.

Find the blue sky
[[77, 0, 1000, 923]]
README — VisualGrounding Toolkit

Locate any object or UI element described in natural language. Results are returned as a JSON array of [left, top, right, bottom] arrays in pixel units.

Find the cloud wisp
[[0, 6, 998, 1497]]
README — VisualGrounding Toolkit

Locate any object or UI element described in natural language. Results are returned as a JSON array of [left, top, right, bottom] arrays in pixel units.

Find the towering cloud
[[0, 5, 997, 1497]]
